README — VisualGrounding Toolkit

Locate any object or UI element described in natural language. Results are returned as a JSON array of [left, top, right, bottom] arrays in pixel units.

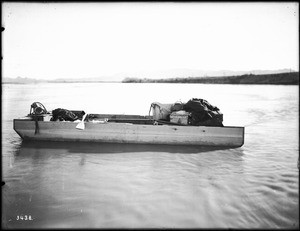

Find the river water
[[1, 83, 299, 228]]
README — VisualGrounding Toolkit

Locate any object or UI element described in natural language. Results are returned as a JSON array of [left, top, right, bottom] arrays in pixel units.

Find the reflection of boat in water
[[13, 102, 244, 147], [18, 140, 237, 154]]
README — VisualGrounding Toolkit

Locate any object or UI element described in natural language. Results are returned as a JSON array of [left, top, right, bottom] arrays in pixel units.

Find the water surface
[[2, 83, 299, 228]]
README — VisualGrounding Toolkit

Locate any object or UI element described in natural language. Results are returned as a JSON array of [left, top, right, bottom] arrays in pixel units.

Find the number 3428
[[16, 215, 33, 221]]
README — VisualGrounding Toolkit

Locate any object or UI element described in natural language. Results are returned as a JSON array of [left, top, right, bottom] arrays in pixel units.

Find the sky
[[2, 2, 299, 80]]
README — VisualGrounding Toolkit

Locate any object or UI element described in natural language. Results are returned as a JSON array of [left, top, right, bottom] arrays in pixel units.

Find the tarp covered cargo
[[151, 98, 223, 127]]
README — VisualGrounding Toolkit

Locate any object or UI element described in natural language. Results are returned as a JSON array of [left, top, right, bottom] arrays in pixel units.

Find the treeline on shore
[[122, 72, 299, 85]]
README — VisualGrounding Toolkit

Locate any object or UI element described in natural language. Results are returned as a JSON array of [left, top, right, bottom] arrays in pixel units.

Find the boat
[[13, 102, 245, 147]]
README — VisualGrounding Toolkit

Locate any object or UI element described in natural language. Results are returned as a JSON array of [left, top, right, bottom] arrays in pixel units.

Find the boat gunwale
[[13, 118, 244, 129]]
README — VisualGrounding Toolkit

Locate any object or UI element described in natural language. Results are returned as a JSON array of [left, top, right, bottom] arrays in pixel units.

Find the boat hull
[[13, 119, 244, 147]]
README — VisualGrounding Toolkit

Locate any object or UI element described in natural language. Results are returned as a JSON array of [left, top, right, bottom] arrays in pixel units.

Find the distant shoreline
[[2, 81, 121, 84], [122, 72, 299, 85], [2, 72, 299, 85]]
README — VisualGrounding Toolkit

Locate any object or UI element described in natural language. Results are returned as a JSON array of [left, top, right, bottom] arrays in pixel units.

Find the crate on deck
[[170, 110, 190, 125]]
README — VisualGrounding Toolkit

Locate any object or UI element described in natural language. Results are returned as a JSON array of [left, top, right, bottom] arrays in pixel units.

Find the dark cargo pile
[[152, 98, 223, 127], [51, 108, 85, 121], [183, 98, 223, 126]]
